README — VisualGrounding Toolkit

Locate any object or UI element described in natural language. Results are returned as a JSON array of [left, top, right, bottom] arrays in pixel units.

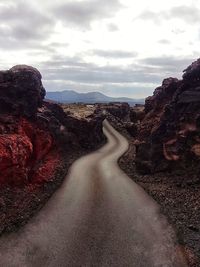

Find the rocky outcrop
[[44, 101, 104, 150], [135, 59, 200, 175], [96, 102, 130, 120], [129, 104, 145, 123], [0, 116, 55, 185], [0, 65, 45, 117], [0, 65, 57, 185], [0, 65, 104, 186], [95, 102, 140, 138]]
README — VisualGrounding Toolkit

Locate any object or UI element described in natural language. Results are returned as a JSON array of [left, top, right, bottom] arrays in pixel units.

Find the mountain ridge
[[45, 90, 145, 105]]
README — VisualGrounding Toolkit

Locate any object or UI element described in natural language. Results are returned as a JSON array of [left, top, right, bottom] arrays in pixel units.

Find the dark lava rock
[[95, 102, 141, 138], [183, 58, 200, 81], [136, 58, 200, 175], [0, 65, 45, 117], [130, 106, 145, 123], [44, 101, 104, 150], [95, 102, 130, 120]]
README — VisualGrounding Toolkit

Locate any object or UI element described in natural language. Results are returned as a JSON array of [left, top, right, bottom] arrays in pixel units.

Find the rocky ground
[[119, 156, 200, 267]]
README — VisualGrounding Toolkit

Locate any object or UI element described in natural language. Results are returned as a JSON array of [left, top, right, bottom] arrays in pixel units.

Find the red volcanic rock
[[136, 59, 200, 174], [0, 66, 59, 185], [0, 133, 33, 185], [18, 118, 53, 162], [31, 151, 61, 184], [0, 117, 56, 185]]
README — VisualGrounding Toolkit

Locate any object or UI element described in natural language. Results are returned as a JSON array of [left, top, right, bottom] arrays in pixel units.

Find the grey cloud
[[41, 55, 193, 97], [135, 10, 161, 23], [40, 56, 163, 85], [39, 56, 193, 88], [171, 29, 185, 35], [48, 42, 69, 48], [0, 36, 56, 53], [40, 54, 192, 97], [107, 23, 119, 32], [54, 0, 123, 29], [170, 6, 200, 23], [91, 49, 138, 58], [100, 84, 154, 98], [137, 5, 200, 25], [0, 1, 54, 42], [140, 56, 195, 74], [158, 39, 171, 45], [0, 2, 50, 24]]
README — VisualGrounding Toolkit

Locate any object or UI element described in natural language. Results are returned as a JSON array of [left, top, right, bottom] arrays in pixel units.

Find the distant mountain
[[45, 90, 144, 105]]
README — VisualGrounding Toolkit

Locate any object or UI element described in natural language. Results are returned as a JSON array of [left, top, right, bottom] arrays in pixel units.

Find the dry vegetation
[[61, 103, 96, 119]]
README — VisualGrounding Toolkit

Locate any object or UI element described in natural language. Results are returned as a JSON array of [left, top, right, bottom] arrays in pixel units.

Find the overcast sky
[[0, 0, 199, 98]]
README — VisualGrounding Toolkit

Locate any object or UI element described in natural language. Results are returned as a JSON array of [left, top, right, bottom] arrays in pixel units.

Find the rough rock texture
[[0, 65, 57, 186], [43, 101, 104, 150], [96, 102, 130, 120], [0, 65, 45, 117], [0, 117, 54, 185], [95, 102, 140, 138], [135, 59, 200, 175], [130, 104, 145, 123], [0, 65, 104, 233]]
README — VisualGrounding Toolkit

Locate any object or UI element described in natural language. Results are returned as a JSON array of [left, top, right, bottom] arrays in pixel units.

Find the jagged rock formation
[[96, 102, 130, 120], [135, 59, 200, 174], [0, 65, 104, 185], [44, 101, 104, 150], [94, 102, 142, 138], [130, 104, 145, 123]]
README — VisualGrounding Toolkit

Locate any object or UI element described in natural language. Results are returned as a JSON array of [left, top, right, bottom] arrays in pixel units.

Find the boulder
[[0, 65, 45, 117]]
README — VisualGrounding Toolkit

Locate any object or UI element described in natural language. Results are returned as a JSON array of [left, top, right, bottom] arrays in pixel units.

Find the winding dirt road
[[0, 120, 188, 267]]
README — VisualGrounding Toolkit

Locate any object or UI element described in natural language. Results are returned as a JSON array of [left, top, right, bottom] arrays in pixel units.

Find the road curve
[[0, 119, 188, 267]]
